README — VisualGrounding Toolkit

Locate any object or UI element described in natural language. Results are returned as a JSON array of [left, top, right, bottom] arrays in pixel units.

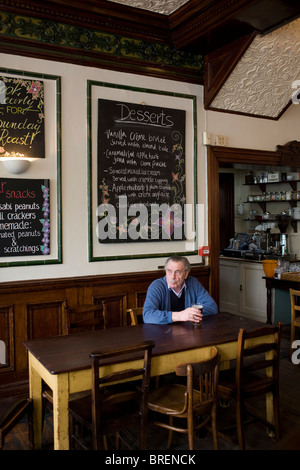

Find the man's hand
[[172, 306, 203, 323]]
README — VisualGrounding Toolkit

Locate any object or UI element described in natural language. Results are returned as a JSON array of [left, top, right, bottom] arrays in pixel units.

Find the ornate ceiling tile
[[210, 18, 300, 119]]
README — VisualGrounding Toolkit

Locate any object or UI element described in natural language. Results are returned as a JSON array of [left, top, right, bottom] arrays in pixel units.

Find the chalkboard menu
[[0, 76, 45, 158], [97, 99, 186, 243], [0, 178, 50, 257]]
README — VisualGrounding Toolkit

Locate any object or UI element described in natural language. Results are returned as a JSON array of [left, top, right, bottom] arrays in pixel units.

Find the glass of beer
[[192, 304, 203, 327]]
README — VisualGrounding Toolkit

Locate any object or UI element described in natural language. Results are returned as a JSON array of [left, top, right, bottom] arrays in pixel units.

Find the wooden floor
[[3, 326, 300, 451]]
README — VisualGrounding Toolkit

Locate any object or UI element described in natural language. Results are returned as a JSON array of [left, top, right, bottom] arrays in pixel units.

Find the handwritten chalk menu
[[0, 76, 45, 158], [97, 99, 186, 243], [0, 178, 50, 257]]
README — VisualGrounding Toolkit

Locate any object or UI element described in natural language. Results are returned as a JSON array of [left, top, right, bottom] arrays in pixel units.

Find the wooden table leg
[[28, 354, 43, 450], [266, 280, 272, 324], [52, 373, 70, 450], [266, 391, 275, 437]]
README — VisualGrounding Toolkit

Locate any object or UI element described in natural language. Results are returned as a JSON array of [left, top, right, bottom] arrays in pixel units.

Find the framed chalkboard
[[0, 178, 50, 257], [88, 81, 198, 262], [0, 76, 45, 159], [97, 99, 186, 243], [0, 67, 62, 268]]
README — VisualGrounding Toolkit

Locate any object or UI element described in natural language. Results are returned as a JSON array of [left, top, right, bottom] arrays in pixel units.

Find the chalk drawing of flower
[[27, 81, 42, 99], [40, 184, 50, 255], [156, 209, 183, 238]]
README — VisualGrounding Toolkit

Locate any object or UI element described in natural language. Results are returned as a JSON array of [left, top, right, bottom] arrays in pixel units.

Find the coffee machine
[[275, 213, 291, 256]]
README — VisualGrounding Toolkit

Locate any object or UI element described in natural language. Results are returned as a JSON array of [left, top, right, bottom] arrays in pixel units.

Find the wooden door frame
[[207, 145, 282, 307]]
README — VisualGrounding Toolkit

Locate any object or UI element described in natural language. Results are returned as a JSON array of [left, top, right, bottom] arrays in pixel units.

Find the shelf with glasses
[[243, 179, 300, 190], [243, 179, 299, 233]]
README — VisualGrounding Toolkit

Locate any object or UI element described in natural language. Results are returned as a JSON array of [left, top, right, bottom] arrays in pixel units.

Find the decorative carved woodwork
[[277, 141, 300, 168], [0, 0, 299, 84], [204, 33, 256, 110], [0, 266, 210, 396]]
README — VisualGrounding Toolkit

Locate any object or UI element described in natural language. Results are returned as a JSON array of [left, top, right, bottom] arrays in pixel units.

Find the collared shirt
[[168, 281, 186, 298]]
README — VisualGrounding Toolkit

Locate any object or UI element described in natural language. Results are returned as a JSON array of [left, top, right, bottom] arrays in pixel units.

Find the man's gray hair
[[164, 256, 191, 272]]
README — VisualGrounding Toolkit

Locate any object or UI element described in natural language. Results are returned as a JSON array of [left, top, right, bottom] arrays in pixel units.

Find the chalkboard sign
[[0, 76, 45, 158], [97, 99, 186, 243], [0, 178, 50, 257]]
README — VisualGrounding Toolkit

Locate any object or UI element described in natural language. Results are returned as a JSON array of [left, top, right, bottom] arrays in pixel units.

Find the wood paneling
[[0, 305, 14, 373], [0, 266, 210, 396]]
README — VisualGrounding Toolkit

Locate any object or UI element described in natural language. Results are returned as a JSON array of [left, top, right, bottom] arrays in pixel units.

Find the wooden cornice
[[204, 32, 256, 109], [0, 3, 203, 84], [0, 0, 299, 84], [170, 0, 259, 49], [277, 141, 300, 169], [0, 0, 171, 44]]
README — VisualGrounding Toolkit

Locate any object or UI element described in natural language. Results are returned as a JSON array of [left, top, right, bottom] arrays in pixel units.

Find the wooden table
[[24, 312, 274, 450]]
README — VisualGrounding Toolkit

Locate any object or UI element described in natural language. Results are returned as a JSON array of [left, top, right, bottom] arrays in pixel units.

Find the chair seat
[[148, 384, 201, 415], [219, 368, 274, 396], [69, 392, 142, 438], [0, 397, 32, 427], [0, 396, 33, 450], [147, 347, 220, 450]]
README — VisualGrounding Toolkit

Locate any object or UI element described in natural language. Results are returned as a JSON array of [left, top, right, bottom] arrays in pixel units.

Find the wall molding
[[0, 8, 203, 84]]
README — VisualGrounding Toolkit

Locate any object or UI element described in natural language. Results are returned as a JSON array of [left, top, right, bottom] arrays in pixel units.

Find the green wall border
[[0, 10, 203, 83]]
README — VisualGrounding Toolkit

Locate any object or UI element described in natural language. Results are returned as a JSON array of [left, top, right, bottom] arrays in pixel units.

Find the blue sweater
[[143, 275, 218, 324]]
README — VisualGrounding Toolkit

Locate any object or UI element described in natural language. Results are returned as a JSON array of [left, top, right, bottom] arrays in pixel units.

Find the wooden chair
[[127, 307, 143, 326], [69, 340, 155, 450], [289, 289, 300, 354], [42, 303, 107, 419], [0, 396, 34, 450], [218, 322, 282, 450], [147, 346, 220, 450], [63, 303, 107, 334]]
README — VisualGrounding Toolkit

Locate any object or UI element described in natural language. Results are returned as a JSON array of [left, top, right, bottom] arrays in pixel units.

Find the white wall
[[0, 53, 206, 283], [206, 100, 300, 151], [1, 52, 300, 283]]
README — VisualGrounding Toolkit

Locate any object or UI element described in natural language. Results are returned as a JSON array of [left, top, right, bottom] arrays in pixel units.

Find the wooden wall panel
[[0, 305, 14, 373], [26, 300, 67, 340], [0, 266, 210, 396]]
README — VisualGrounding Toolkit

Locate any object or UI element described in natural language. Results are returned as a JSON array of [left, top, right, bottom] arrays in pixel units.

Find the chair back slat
[[235, 323, 282, 388], [65, 303, 107, 334], [175, 346, 220, 407], [290, 289, 300, 352], [127, 307, 144, 326]]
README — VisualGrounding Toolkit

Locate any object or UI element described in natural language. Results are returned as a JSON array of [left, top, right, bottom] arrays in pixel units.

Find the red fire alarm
[[199, 246, 210, 256]]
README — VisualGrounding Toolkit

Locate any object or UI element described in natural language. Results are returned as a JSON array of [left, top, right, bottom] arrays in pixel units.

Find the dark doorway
[[219, 172, 235, 251]]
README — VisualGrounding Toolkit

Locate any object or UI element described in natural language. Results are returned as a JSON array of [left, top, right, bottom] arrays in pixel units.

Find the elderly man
[[143, 255, 218, 324]]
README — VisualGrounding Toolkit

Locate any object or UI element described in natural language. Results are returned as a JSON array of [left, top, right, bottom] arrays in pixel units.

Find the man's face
[[165, 260, 189, 292]]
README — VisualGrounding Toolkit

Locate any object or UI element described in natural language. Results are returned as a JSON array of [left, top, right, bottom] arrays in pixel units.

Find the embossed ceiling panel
[[210, 18, 300, 119], [107, 0, 189, 15]]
